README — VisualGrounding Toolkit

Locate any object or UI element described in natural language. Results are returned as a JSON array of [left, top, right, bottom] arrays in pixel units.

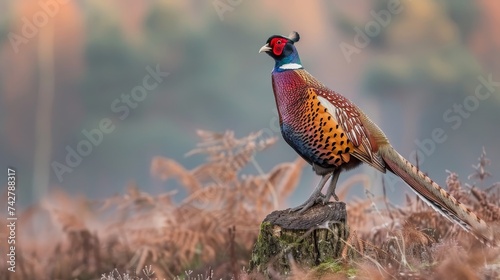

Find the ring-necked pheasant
[[259, 31, 494, 245]]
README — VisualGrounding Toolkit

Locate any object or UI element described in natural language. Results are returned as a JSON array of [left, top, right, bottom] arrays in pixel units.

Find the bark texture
[[249, 202, 348, 276]]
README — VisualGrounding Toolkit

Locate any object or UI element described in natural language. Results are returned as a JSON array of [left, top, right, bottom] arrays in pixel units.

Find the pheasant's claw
[[333, 193, 339, 201], [290, 200, 313, 213], [290, 195, 324, 213], [290, 173, 332, 213], [322, 193, 339, 204]]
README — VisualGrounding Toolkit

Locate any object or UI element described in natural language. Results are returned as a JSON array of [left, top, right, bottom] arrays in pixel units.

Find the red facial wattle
[[270, 38, 287, 56]]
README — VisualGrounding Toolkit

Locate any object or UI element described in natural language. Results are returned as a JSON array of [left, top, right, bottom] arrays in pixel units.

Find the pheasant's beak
[[259, 44, 271, 53]]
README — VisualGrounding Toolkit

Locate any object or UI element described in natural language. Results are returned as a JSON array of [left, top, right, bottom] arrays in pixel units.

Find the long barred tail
[[378, 144, 494, 246]]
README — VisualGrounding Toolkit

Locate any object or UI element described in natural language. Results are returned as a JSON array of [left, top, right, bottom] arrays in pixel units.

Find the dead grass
[[0, 131, 498, 279]]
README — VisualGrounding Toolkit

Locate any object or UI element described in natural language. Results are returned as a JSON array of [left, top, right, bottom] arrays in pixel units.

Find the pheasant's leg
[[290, 173, 332, 213], [322, 170, 340, 203]]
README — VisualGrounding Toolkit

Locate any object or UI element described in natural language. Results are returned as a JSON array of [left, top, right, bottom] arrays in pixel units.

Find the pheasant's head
[[259, 31, 302, 71]]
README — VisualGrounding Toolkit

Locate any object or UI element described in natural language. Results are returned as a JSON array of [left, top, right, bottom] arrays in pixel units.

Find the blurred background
[[1, 0, 500, 207]]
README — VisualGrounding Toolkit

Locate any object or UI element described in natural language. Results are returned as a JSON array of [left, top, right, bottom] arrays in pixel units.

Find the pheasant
[[259, 31, 494, 245]]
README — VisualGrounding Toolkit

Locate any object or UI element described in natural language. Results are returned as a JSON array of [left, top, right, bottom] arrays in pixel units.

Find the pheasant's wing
[[313, 88, 386, 172]]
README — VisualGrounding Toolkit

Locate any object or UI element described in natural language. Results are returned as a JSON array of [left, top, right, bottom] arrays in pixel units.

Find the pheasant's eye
[[277, 40, 282, 45]]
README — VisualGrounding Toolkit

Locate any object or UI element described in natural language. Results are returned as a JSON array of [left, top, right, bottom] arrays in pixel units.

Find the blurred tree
[[57, 1, 283, 197]]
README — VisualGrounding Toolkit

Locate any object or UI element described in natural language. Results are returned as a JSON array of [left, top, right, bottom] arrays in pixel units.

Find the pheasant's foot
[[322, 170, 340, 204], [290, 194, 325, 213], [290, 173, 332, 213]]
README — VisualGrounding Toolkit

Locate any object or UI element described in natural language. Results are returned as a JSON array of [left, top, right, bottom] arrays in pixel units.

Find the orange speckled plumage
[[272, 69, 384, 172], [298, 88, 354, 166]]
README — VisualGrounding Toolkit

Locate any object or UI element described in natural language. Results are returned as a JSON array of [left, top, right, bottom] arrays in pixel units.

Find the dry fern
[[2, 134, 499, 280], [342, 148, 500, 279], [100, 129, 304, 277]]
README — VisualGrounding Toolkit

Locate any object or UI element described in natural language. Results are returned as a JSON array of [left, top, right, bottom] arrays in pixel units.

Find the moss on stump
[[249, 202, 348, 276]]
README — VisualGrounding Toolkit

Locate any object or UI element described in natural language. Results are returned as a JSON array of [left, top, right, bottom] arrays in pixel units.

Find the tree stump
[[249, 202, 348, 277]]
